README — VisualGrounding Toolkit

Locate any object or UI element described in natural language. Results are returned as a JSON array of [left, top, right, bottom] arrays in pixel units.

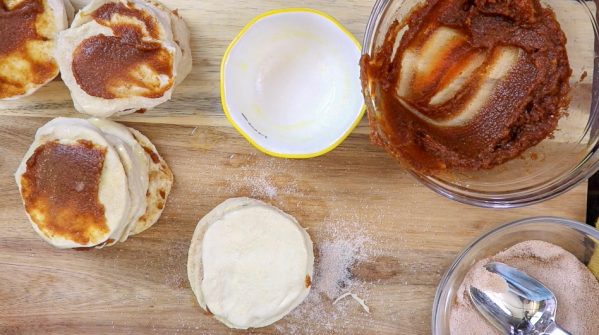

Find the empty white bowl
[[221, 8, 365, 158]]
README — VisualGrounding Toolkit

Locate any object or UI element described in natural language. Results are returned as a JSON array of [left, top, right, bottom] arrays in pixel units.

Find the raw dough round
[[187, 197, 314, 329]]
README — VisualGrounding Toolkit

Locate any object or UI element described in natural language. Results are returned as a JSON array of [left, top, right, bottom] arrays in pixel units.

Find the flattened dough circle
[[187, 197, 314, 329]]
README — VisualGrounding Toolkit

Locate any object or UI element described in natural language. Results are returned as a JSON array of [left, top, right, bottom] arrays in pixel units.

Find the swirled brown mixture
[[360, 0, 571, 173]]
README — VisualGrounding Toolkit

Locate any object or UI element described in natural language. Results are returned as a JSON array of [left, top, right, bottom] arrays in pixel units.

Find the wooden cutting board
[[0, 0, 589, 334]]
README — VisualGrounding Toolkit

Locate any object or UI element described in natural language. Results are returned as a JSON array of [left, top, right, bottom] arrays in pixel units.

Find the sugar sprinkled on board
[[274, 219, 380, 334], [223, 155, 301, 199], [238, 172, 279, 198], [316, 224, 372, 299]]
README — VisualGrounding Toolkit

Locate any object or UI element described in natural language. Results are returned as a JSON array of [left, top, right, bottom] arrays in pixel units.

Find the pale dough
[[187, 198, 314, 329]]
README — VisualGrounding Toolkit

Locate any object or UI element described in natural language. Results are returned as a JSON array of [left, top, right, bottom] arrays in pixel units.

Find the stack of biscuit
[[15, 117, 173, 249], [55, 0, 192, 116]]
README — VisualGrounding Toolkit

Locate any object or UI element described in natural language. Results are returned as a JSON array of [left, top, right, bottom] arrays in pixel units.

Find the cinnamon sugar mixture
[[450, 241, 599, 334]]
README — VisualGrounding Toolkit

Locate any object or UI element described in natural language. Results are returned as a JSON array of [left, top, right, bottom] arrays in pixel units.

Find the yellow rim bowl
[[220, 8, 366, 159]]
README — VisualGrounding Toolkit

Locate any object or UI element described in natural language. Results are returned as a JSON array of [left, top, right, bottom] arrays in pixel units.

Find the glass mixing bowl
[[362, 0, 599, 207], [432, 217, 599, 334]]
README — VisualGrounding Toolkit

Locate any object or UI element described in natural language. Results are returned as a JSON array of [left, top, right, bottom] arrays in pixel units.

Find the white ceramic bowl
[[221, 8, 365, 158]]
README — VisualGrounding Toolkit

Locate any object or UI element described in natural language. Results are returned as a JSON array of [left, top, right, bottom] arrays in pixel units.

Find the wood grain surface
[[0, 0, 592, 334]]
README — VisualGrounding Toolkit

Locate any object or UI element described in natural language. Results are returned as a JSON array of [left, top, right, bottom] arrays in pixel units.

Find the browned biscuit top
[[0, 0, 58, 98], [20, 140, 109, 245], [72, 1, 174, 99]]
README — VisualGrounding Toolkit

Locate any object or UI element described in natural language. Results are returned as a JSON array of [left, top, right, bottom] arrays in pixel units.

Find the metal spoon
[[468, 262, 571, 335]]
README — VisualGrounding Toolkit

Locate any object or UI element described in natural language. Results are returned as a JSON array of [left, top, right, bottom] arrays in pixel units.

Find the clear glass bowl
[[362, 0, 599, 207], [432, 217, 599, 334]]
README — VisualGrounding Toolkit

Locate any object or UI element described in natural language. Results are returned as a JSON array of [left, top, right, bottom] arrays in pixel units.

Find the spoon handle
[[544, 322, 572, 335]]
